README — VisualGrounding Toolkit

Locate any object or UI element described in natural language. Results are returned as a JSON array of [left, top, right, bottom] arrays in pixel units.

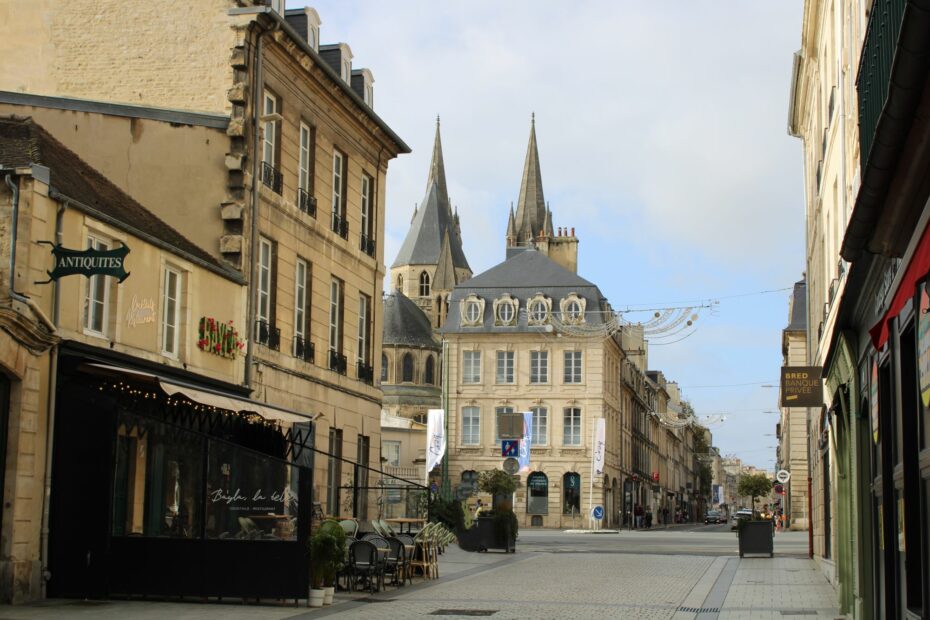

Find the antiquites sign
[[37, 242, 130, 283], [780, 366, 823, 407]]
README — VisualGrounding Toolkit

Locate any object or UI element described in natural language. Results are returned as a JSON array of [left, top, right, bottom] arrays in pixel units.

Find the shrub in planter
[[429, 495, 465, 531]]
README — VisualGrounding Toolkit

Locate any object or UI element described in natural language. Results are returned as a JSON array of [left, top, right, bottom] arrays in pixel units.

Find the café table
[[385, 517, 426, 534]]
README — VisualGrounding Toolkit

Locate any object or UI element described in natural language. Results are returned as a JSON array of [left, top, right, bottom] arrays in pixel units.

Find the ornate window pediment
[[493, 294, 519, 326], [526, 293, 551, 325], [560, 293, 587, 324], [459, 294, 485, 327]]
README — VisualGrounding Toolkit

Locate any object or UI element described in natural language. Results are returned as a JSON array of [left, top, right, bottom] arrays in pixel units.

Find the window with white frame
[[329, 277, 343, 352], [299, 122, 313, 193], [495, 406, 514, 441], [360, 174, 373, 249], [530, 406, 548, 445], [161, 266, 181, 356], [462, 406, 480, 445], [257, 237, 273, 330], [496, 351, 514, 384], [383, 440, 400, 467], [262, 90, 277, 167], [357, 294, 370, 363], [530, 350, 548, 383], [564, 351, 582, 383], [528, 298, 549, 323], [332, 150, 345, 228], [294, 258, 309, 353], [462, 350, 481, 384], [83, 234, 110, 335], [563, 407, 582, 446], [464, 300, 480, 322]]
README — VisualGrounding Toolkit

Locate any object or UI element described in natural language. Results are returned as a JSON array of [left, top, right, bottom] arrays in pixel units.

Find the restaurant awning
[[869, 219, 930, 349]]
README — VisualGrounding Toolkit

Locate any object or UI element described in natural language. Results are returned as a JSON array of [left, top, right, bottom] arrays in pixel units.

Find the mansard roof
[[785, 279, 807, 332], [383, 291, 439, 349]]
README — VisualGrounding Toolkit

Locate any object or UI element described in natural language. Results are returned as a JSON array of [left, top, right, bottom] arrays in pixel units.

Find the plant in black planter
[[735, 473, 774, 557], [429, 494, 465, 531]]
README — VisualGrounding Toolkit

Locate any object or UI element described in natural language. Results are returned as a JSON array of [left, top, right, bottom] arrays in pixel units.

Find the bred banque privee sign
[[780, 366, 823, 407], [39, 242, 130, 283]]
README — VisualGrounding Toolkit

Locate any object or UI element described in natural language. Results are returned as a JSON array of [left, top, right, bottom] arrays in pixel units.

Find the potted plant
[[457, 470, 518, 553], [309, 520, 347, 607], [735, 473, 775, 558]]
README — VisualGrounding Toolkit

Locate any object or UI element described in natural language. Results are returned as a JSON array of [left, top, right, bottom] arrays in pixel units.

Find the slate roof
[[383, 291, 439, 348], [785, 279, 807, 331], [441, 249, 607, 334], [0, 117, 237, 279], [391, 120, 469, 271]]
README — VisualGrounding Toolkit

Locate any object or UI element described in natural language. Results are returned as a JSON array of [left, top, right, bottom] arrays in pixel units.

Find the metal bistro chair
[[347, 539, 380, 594], [383, 537, 409, 587], [339, 518, 359, 539], [410, 522, 438, 580]]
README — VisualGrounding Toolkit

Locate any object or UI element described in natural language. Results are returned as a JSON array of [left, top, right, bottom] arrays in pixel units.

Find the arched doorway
[[562, 472, 581, 517]]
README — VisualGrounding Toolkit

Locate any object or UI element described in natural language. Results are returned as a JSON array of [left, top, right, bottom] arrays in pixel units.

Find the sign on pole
[[592, 418, 606, 475], [502, 457, 519, 475], [591, 505, 604, 521], [38, 241, 130, 283], [776, 469, 791, 484], [780, 366, 823, 407], [501, 439, 519, 457], [518, 411, 533, 473]]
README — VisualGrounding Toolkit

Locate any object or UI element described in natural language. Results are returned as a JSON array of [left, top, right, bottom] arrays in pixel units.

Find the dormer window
[[342, 59, 351, 83], [460, 294, 484, 327], [527, 294, 551, 325], [493, 294, 518, 326], [560, 294, 587, 324]]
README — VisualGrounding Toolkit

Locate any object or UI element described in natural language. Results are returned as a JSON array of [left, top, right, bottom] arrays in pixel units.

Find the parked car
[[730, 509, 754, 529], [704, 510, 723, 524]]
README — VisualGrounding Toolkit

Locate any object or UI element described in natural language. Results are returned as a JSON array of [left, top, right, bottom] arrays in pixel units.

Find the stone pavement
[[0, 544, 844, 620]]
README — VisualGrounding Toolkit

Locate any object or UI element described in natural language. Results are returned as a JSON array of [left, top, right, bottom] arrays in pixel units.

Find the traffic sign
[[776, 469, 791, 484], [502, 457, 519, 475], [592, 505, 604, 520], [501, 440, 519, 457], [774, 483, 785, 495]]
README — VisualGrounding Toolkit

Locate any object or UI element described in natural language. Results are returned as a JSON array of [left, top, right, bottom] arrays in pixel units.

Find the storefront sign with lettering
[[780, 366, 823, 407], [197, 317, 245, 359], [37, 241, 130, 283], [125, 295, 155, 327]]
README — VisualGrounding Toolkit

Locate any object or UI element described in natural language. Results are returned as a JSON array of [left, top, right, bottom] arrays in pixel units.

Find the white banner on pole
[[593, 418, 606, 475], [426, 408, 446, 475], [518, 411, 533, 473]]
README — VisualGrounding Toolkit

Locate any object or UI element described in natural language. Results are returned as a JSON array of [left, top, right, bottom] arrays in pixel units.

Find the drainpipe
[[243, 19, 279, 390], [39, 199, 66, 597]]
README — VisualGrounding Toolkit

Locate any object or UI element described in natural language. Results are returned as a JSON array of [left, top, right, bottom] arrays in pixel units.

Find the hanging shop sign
[[780, 366, 823, 407], [918, 284, 930, 408], [37, 241, 130, 283], [197, 317, 245, 359]]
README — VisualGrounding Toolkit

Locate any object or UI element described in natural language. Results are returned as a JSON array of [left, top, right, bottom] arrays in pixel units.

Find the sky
[[290, 1, 806, 471]]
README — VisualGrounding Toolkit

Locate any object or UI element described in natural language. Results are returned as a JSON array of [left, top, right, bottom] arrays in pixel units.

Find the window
[[530, 351, 549, 383], [262, 90, 277, 168], [530, 406, 548, 445], [357, 294, 371, 364], [495, 406, 514, 441], [360, 174, 373, 255], [419, 271, 431, 297], [565, 300, 583, 321], [83, 235, 110, 334], [356, 435, 370, 518], [425, 355, 435, 385], [564, 351, 582, 383], [331, 150, 347, 236], [402, 353, 414, 383], [326, 428, 343, 515], [495, 296, 517, 325], [381, 353, 388, 382], [463, 351, 481, 384], [462, 407, 480, 445], [464, 300, 481, 323], [563, 407, 582, 445], [161, 266, 181, 356], [256, 237, 275, 340], [329, 278, 343, 353], [459, 470, 478, 498], [396, 274, 403, 293], [529, 299, 548, 323], [298, 122, 313, 193], [496, 351, 514, 384], [562, 472, 581, 514], [293, 259, 311, 359], [383, 441, 400, 467]]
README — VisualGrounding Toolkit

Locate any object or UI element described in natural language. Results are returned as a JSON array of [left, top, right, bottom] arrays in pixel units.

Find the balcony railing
[[360, 234, 375, 257], [297, 188, 317, 217], [294, 336, 314, 363], [329, 349, 347, 375], [331, 213, 349, 239], [260, 161, 283, 194], [255, 319, 280, 351], [856, 0, 906, 170], [357, 361, 374, 385]]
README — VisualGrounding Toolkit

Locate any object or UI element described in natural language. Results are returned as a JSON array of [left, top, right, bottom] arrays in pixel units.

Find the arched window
[[402, 352, 414, 383], [562, 472, 581, 514], [425, 355, 435, 385], [397, 274, 403, 292], [419, 271, 431, 297], [527, 472, 548, 515], [381, 353, 388, 382]]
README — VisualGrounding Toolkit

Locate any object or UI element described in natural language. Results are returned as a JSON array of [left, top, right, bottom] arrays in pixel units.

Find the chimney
[[283, 7, 321, 52]]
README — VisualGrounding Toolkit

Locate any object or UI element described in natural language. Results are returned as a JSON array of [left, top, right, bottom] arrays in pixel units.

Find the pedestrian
[[662, 507, 669, 525], [645, 510, 652, 528], [634, 504, 644, 529]]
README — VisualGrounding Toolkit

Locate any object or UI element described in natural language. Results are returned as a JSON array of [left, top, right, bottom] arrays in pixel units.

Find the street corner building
[[0, 0, 411, 604]]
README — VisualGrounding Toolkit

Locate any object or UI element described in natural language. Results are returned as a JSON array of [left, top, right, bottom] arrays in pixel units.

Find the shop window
[[563, 472, 581, 514], [527, 471, 548, 515]]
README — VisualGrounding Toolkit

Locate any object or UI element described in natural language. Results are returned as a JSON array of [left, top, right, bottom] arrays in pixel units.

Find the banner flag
[[518, 411, 533, 472], [593, 418, 606, 475], [426, 409, 446, 475]]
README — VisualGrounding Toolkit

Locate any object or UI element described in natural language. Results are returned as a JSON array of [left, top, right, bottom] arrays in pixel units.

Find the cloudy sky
[[292, 1, 806, 470]]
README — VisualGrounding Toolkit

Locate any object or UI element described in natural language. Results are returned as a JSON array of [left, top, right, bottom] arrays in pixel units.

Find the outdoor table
[[386, 517, 425, 534]]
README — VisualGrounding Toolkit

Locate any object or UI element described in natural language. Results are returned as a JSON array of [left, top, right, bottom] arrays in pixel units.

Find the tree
[[737, 473, 773, 514]]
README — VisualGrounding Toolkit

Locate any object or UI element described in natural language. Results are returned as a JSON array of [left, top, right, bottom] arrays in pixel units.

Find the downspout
[[244, 19, 278, 390], [39, 199, 66, 597]]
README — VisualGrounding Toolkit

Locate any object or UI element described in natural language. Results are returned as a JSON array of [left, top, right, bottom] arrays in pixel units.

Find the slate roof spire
[[513, 113, 553, 244], [391, 118, 470, 271]]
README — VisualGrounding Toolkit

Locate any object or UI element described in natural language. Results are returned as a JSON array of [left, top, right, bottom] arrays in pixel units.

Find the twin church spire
[[507, 113, 554, 246]]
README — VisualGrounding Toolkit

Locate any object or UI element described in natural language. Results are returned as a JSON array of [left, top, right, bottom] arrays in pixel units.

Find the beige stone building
[[0, 0, 410, 602]]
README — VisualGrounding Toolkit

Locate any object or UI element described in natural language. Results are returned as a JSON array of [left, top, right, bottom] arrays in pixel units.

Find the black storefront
[[47, 344, 315, 600]]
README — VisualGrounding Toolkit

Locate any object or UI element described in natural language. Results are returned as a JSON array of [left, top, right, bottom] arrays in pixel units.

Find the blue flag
[[518, 411, 533, 472]]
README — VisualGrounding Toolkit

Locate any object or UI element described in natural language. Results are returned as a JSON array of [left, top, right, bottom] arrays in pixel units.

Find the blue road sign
[[592, 505, 604, 520], [501, 440, 519, 457]]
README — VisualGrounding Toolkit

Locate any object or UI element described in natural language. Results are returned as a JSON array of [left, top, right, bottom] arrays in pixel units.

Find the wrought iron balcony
[[357, 361, 374, 385], [856, 0, 906, 170], [329, 349, 347, 375], [260, 161, 283, 194], [294, 336, 314, 363], [255, 319, 280, 351], [331, 213, 349, 240], [360, 234, 375, 257], [297, 188, 317, 217]]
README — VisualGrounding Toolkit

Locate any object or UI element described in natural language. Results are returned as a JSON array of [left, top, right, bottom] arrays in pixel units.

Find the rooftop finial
[[531, 112, 535, 126], [436, 114, 440, 126]]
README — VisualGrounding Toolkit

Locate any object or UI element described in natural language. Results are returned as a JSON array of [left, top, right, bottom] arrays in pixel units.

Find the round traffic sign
[[502, 457, 519, 475], [776, 469, 791, 484], [592, 505, 604, 520]]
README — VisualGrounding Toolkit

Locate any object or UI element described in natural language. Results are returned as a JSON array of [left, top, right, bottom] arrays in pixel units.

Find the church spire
[[425, 115, 449, 209], [513, 113, 547, 244]]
